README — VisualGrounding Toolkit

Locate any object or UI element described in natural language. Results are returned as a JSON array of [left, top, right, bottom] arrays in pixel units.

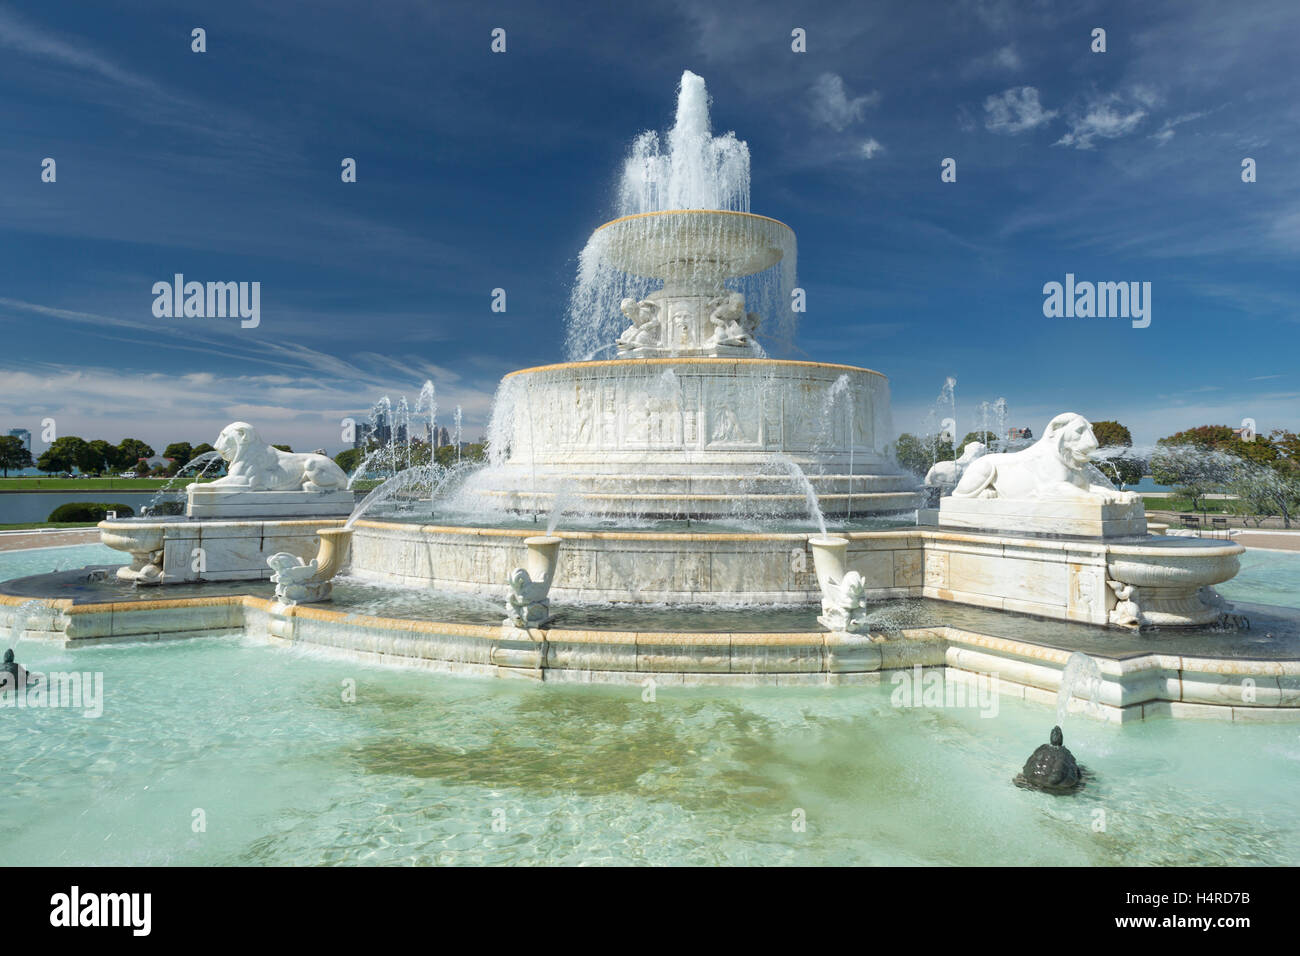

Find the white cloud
[[1054, 92, 1150, 149], [859, 138, 884, 159], [810, 73, 880, 131], [983, 86, 1056, 133], [1150, 110, 1208, 145], [0, 362, 499, 455]]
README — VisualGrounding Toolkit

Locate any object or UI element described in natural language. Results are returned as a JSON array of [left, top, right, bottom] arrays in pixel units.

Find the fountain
[[444, 71, 915, 525], [0, 69, 1273, 723]]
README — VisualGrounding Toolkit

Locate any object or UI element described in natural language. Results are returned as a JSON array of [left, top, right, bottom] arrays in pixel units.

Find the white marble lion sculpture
[[924, 441, 987, 489], [204, 422, 348, 492], [950, 413, 1138, 504]]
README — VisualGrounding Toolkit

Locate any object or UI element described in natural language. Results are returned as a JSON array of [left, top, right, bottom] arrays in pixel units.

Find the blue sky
[[1, 0, 1296, 455]]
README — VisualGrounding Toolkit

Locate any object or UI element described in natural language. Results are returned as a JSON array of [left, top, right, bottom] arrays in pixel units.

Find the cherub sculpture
[[817, 569, 872, 634], [504, 567, 553, 628], [703, 291, 751, 348], [1107, 579, 1142, 627], [616, 298, 662, 351]]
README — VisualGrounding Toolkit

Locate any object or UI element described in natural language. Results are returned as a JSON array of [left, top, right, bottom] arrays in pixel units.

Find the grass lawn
[[0, 477, 217, 491], [1141, 495, 1234, 514]]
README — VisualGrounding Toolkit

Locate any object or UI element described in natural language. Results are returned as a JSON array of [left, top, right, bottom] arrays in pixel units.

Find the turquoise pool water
[[1, 542, 1298, 866], [0, 542, 121, 581], [2, 633, 1298, 866], [1218, 548, 1300, 609]]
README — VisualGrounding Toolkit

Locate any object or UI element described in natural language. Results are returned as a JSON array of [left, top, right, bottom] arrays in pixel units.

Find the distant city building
[[7, 428, 31, 452], [354, 417, 390, 448], [437, 426, 450, 448]]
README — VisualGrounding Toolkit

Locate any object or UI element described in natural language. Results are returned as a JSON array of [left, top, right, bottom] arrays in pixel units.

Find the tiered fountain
[[342, 71, 919, 604], [6, 70, 1289, 725]]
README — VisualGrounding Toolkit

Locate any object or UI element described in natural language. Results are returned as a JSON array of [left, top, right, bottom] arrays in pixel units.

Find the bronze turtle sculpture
[[1015, 725, 1083, 794]]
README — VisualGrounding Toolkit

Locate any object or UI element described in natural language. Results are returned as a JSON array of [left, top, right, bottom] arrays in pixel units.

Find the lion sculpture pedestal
[[938, 413, 1146, 539], [100, 421, 354, 585], [926, 413, 1243, 629], [185, 421, 354, 519]]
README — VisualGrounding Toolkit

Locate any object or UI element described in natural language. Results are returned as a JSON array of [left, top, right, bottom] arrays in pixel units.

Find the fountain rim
[[503, 357, 886, 380], [343, 519, 1248, 558], [591, 208, 795, 236]]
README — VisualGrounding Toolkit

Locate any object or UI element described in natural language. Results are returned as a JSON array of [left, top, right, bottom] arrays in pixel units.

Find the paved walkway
[[1232, 531, 1300, 552], [0, 529, 101, 552]]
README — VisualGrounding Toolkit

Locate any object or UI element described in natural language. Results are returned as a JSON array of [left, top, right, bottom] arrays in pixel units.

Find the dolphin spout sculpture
[[267, 528, 353, 605], [809, 535, 871, 634], [504, 536, 562, 628]]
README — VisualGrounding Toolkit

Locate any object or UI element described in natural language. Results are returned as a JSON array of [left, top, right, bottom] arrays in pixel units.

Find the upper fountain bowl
[[594, 210, 795, 282]]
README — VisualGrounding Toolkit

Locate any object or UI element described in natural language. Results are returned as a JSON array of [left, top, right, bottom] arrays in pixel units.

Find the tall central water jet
[[568, 71, 797, 361], [618, 70, 750, 215]]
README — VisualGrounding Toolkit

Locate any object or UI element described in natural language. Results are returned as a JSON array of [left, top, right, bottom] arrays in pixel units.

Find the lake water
[[0, 492, 157, 524]]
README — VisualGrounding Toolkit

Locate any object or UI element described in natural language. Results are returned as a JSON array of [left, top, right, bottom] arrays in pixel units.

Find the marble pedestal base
[[938, 496, 1147, 538], [99, 517, 346, 585], [186, 487, 354, 519]]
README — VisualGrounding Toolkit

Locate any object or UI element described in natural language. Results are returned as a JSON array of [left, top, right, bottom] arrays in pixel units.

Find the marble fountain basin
[[343, 517, 1244, 627], [594, 210, 795, 280], [480, 357, 921, 518]]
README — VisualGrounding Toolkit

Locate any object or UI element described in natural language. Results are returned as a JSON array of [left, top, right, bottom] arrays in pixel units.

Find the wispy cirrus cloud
[[1053, 89, 1158, 149], [809, 73, 880, 132], [983, 86, 1055, 133]]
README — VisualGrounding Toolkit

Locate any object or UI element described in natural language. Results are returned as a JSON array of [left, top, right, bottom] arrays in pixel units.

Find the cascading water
[[566, 70, 797, 361], [345, 464, 450, 529], [453, 405, 463, 463], [773, 454, 827, 536], [417, 380, 436, 450], [1057, 651, 1104, 723], [818, 375, 856, 517], [141, 450, 225, 515], [395, 396, 411, 471], [8, 599, 47, 652]]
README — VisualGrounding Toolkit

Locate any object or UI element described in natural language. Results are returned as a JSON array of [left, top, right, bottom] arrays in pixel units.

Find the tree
[[1150, 444, 1238, 514], [956, 430, 997, 457], [164, 442, 194, 470], [1089, 420, 1144, 488], [0, 435, 33, 477], [334, 448, 362, 474], [1152, 425, 1290, 513], [434, 442, 486, 467], [1227, 466, 1300, 528], [192, 442, 215, 458], [271, 444, 292, 452], [37, 436, 94, 475], [892, 433, 954, 478], [115, 438, 155, 471], [88, 439, 115, 475], [1157, 425, 1278, 465], [1090, 420, 1133, 449]]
